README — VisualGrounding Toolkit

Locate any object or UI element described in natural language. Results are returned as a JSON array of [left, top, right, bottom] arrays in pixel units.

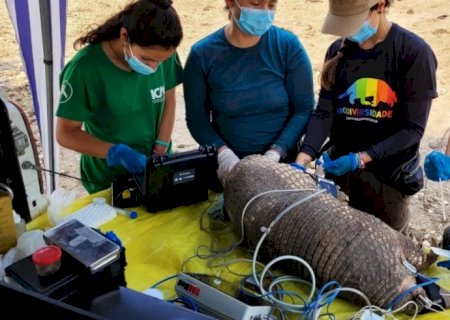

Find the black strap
[[416, 273, 450, 313]]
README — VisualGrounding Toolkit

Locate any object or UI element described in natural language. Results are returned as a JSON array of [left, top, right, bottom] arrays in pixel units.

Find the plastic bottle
[[13, 210, 26, 237], [113, 206, 138, 219]]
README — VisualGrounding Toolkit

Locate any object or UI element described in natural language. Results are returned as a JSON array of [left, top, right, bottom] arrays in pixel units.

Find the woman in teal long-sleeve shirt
[[183, 0, 315, 187]]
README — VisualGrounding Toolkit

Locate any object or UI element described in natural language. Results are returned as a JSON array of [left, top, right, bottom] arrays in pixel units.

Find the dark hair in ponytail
[[320, 39, 351, 91], [320, 0, 393, 90], [74, 0, 182, 50]]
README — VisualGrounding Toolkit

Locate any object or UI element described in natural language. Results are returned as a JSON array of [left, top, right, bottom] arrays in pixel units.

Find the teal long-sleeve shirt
[[183, 26, 315, 159]]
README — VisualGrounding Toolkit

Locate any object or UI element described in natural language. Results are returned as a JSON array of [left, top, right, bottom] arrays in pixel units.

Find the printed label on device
[[173, 169, 195, 185]]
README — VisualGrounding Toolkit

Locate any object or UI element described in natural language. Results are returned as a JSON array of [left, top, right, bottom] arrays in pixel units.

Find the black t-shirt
[[301, 23, 438, 186]]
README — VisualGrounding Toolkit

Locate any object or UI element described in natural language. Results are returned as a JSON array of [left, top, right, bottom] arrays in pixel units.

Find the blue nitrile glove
[[323, 152, 359, 176], [105, 230, 123, 248], [424, 150, 450, 182], [437, 260, 450, 270], [107, 144, 148, 175], [290, 162, 306, 172]]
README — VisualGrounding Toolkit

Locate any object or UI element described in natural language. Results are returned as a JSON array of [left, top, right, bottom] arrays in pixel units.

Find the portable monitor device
[[175, 272, 273, 320], [141, 145, 217, 213]]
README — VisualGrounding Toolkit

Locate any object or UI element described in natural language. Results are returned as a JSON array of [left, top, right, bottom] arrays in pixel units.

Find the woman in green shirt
[[56, 0, 183, 193]]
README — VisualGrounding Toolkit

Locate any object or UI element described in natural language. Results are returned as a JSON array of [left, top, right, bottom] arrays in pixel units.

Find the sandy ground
[[0, 0, 449, 241]]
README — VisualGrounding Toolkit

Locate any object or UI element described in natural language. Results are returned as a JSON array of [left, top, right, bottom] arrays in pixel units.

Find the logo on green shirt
[[60, 80, 73, 103], [150, 86, 165, 104]]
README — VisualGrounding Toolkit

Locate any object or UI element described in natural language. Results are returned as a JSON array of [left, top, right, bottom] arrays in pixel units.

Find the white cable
[[267, 274, 315, 311], [263, 189, 327, 232], [439, 178, 446, 221], [248, 189, 326, 314], [206, 188, 320, 259], [196, 185, 326, 315], [252, 189, 326, 285], [418, 295, 447, 313], [201, 186, 325, 260], [240, 188, 320, 246], [311, 287, 372, 320], [189, 188, 321, 275], [268, 275, 313, 294], [350, 306, 389, 320], [207, 257, 269, 277], [393, 300, 418, 319], [150, 273, 180, 289], [0, 182, 14, 199], [259, 255, 316, 313], [351, 300, 419, 320]]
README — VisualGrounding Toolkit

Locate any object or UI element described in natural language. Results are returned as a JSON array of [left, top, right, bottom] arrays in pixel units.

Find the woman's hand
[[217, 147, 240, 186], [107, 144, 147, 175]]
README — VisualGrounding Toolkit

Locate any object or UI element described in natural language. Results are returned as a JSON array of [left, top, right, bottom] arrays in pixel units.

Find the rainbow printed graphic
[[338, 78, 398, 108]]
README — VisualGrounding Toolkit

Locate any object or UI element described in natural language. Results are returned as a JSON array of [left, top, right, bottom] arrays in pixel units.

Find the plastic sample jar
[[31, 245, 62, 276]]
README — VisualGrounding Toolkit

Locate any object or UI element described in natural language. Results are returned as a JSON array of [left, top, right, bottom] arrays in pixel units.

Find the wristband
[[357, 152, 366, 169], [155, 139, 170, 148]]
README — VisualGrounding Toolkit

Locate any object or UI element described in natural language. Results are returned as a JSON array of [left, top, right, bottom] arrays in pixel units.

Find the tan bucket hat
[[322, 0, 379, 37]]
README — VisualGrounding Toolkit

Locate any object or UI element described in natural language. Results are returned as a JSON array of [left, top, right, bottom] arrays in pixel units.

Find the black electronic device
[[91, 286, 216, 320], [0, 280, 105, 320], [0, 96, 32, 222], [0, 276, 216, 320], [142, 145, 217, 213], [5, 222, 127, 310]]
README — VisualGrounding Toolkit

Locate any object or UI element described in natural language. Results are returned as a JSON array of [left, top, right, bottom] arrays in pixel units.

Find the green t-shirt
[[56, 43, 182, 193]]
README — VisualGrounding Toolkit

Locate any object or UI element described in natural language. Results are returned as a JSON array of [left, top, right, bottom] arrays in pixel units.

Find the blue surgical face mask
[[232, 0, 275, 36], [124, 44, 157, 75], [348, 12, 379, 44]]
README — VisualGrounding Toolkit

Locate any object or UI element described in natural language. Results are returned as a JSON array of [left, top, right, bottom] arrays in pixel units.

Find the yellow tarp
[[27, 189, 450, 320]]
